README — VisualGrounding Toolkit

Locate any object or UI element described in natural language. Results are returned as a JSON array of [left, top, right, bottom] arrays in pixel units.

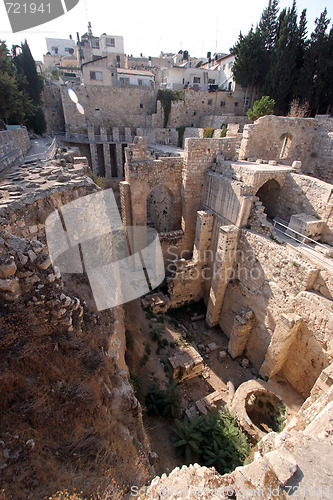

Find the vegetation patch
[[157, 89, 185, 128], [171, 409, 249, 473]]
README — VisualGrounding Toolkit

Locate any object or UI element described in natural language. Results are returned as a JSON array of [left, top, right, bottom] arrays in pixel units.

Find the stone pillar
[[260, 314, 303, 379], [116, 143, 123, 178], [181, 138, 222, 256], [193, 210, 214, 264], [88, 125, 95, 141], [124, 127, 132, 143], [89, 143, 99, 175], [206, 225, 239, 328], [227, 309, 255, 358], [120, 181, 132, 227], [101, 127, 112, 179], [112, 127, 120, 142]]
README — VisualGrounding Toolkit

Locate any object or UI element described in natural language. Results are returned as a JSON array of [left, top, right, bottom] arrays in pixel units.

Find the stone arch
[[255, 179, 281, 219], [146, 185, 174, 233]]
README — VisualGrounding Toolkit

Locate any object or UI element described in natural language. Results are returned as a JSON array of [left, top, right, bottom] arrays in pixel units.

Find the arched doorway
[[256, 179, 281, 219], [147, 185, 174, 233]]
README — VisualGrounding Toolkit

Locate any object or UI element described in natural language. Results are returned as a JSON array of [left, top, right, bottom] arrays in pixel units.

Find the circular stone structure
[[232, 380, 285, 442]]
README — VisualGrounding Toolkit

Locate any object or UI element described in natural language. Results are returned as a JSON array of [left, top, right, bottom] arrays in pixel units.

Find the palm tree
[[171, 416, 202, 462]]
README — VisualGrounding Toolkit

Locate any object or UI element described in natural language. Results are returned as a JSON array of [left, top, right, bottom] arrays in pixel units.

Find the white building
[[202, 54, 236, 91], [161, 66, 220, 91], [46, 37, 75, 57], [117, 68, 155, 87]]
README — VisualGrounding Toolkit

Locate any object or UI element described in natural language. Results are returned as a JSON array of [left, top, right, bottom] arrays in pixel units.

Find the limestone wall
[[181, 138, 241, 253], [42, 83, 65, 133], [61, 86, 156, 134], [152, 88, 249, 129], [219, 230, 332, 397], [239, 115, 333, 183], [123, 141, 183, 231], [0, 127, 30, 171], [274, 173, 333, 242]]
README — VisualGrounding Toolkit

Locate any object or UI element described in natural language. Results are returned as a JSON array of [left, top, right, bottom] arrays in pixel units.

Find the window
[[222, 64, 226, 70], [234, 102, 239, 107], [140, 103, 143, 108], [91, 40, 100, 49], [228, 62, 233, 68], [119, 77, 130, 84], [90, 71, 103, 81], [51, 46, 58, 54], [106, 37, 115, 47], [193, 76, 200, 83], [220, 101, 225, 107], [138, 79, 143, 86], [64, 47, 72, 53], [208, 79, 215, 84], [243, 97, 250, 106]]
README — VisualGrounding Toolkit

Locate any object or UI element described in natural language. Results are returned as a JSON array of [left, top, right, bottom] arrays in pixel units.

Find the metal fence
[[273, 217, 333, 269]]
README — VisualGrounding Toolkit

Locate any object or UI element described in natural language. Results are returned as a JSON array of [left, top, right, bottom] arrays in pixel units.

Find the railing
[[24, 138, 57, 163], [273, 217, 333, 268]]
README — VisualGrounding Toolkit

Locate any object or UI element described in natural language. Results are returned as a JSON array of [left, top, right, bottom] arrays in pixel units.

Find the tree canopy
[[231, 1, 333, 115], [0, 39, 45, 133]]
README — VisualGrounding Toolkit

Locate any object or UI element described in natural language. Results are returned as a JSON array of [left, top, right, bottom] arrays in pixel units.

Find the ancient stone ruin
[[0, 112, 333, 498]]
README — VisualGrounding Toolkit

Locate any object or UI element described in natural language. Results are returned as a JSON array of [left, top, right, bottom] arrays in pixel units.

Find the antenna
[[215, 16, 219, 53]]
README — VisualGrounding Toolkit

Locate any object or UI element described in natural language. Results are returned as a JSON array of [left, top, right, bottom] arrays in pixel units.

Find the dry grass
[[0, 303, 152, 499]]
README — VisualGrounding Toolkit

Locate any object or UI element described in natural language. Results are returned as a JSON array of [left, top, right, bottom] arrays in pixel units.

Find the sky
[[0, 0, 331, 61]]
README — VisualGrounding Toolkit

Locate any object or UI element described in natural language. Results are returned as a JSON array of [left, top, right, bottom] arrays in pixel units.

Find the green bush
[[171, 409, 249, 474], [203, 127, 215, 138], [247, 96, 275, 121], [220, 127, 227, 137], [146, 379, 182, 419], [176, 125, 186, 148], [129, 373, 147, 405]]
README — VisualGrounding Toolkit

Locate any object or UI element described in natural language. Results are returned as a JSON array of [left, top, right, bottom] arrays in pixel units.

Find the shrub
[[129, 373, 146, 405], [171, 409, 249, 474], [247, 96, 275, 121], [220, 127, 227, 137], [203, 127, 215, 138]]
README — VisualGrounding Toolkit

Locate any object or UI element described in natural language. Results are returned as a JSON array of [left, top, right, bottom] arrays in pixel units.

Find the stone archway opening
[[255, 179, 281, 220], [147, 185, 174, 233]]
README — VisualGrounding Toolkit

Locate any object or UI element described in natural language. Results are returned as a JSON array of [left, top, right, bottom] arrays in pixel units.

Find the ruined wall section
[[123, 144, 183, 231], [219, 229, 332, 396], [42, 83, 65, 133], [181, 138, 240, 254], [0, 158, 154, 497], [61, 86, 156, 134], [152, 89, 249, 129], [239, 115, 333, 183], [274, 173, 333, 243], [0, 127, 30, 171]]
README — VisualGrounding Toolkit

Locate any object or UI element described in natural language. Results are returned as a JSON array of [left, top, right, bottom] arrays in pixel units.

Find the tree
[[258, 0, 280, 52], [12, 40, 43, 105], [171, 416, 202, 462], [247, 95, 275, 121], [230, 1, 332, 116], [0, 40, 31, 125], [231, 28, 266, 90], [304, 9, 333, 114]]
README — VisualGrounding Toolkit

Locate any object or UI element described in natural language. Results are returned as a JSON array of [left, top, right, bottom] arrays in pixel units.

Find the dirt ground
[[124, 298, 304, 475]]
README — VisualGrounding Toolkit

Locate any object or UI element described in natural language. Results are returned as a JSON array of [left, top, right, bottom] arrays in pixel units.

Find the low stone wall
[[0, 127, 30, 171]]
